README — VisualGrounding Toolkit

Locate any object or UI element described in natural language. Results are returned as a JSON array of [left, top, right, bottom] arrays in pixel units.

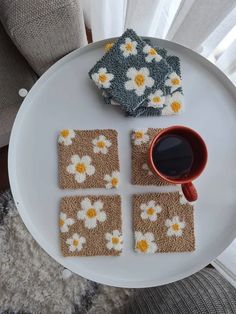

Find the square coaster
[[131, 54, 184, 117], [60, 195, 123, 256], [102, 42, 184, 117], [58, 129, 120, 189], [89, 29, 172, 113], [131, 128, 171, 186], [133, 192, 195, 253], [102, 43, 169, 113]]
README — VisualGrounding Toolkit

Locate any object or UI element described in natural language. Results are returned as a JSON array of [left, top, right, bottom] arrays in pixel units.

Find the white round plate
[[9, 38, 236, 288]]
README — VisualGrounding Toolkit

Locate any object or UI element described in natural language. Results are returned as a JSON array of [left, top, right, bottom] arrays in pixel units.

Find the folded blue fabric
[[129, 55, 184, 117], [103, 48, 184, 117], [89, 29, 172, 112]]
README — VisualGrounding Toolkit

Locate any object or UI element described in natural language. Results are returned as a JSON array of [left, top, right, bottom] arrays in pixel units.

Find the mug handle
[[182, 182, 198, 202]]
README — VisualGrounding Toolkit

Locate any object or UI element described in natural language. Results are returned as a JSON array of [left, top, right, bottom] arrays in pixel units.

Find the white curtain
[[81, 0, 236, 84]]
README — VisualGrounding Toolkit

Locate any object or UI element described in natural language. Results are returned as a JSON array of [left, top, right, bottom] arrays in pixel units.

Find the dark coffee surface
[[152, 135, 193, 179]]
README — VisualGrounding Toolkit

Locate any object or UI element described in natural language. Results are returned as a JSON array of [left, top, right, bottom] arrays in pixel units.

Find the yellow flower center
[[135, 131, 144, 139], [125, 42, 133, 51], [112, 237, 119, 245], [99, 74, 107, 83], [76, 163, 86, 173], [97, 141, 106, 148], [86, 208, 97, 218], [111, 178, 118, 187], [60, 129, 69, 138], [149, 48, 157, 55], [73, 239, 79, 247], [172, 223, 180, 231], [171, 78, 180, 85], [152, 96, 161, 103], [147, 207, 155, 215], [59, 219, 64, 227], [171, 101, 181, 113], [136, 240, 149, 253], [134, 74, 145, 87], [104, 42, 114, 52]]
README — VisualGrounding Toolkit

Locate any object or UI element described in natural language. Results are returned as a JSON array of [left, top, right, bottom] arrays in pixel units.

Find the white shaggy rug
[[0, 190, 133, 313]]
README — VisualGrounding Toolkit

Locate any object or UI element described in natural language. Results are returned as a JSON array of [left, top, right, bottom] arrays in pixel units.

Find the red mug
[[148, 126, 208, 202]]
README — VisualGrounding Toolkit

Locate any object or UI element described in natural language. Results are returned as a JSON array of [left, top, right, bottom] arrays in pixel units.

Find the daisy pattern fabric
[[131, 128, 172, 186], [129, 55, 184, 117], [103, 44, 184, 117], [89, 29, 172, 113], [58, 129, 120, 189], [133, 192, 195, 253], [60, 195, 123, 256]]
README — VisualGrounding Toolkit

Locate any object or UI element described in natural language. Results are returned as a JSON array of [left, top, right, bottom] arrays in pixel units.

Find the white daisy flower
[[135, 231, 157, 254], [66, 233, 86, 252], [67, 155, 95, 183], [162, 91, 184, 115], [104, 42, 114, 53], [147, 89, 165, 109], [59, 212, 75, 233], [142, 163, 153, 176], [179, 190, 188, 205], [165, 72, 182, 92], [120, 37, 137, 57], [77, 198, 106, 229], [91, 67, 114, 89], [92, 135, 111, 154], [165, 216, 186, 237], [143, 44, 162, 63], [178, 189, 195, 205], [140, 200, 162, 222], [104, 171, 120, 189], [125, 67, 154, 96], [105, 230, 123, 251], [132, 129, 149, 145], [58, 129, 75, 146]]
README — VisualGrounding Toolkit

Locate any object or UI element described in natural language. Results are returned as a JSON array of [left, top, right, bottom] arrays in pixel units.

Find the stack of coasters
[[133, 192, 195, 253], [129, 54, 184, 117], [58, 129, 120, 189], [131, 128, 172, 186], [103, 41, 184, 117], [89, 29, 173, 116], [60, 195, 123, 256]]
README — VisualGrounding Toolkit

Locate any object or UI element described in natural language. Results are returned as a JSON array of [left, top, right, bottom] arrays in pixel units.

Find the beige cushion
[[0, 22, 37, 147], [0, 0, 87, 75], [123, 268, 236, 314]]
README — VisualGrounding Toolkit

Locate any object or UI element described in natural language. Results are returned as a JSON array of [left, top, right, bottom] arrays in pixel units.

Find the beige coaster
[[133, 192, 195, 253], [60, 195, 122, 256], [131, 128, 171, 186], [58, 129, 120, 189]]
